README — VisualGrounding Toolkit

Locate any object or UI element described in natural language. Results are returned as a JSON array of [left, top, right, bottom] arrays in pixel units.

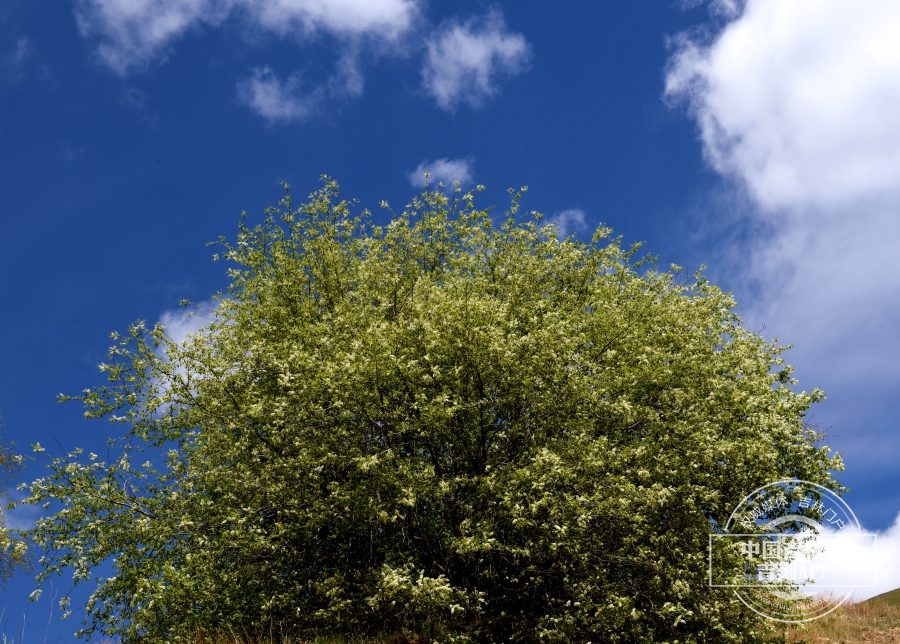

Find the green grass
[[785, 590, 900, 643], [173, 631, 434, 644], [867, 588, 900, 608], [101, 593, 900, 644]]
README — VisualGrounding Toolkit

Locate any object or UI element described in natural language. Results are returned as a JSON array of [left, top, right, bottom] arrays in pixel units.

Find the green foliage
[[20, 179, 841, 643], [0, 414, 27, 584]]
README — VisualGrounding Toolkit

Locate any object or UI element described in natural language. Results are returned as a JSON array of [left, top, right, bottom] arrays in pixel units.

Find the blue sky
[[2, 0, 900, 638]]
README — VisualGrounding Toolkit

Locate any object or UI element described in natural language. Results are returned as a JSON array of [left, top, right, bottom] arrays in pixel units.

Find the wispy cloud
[[117, 86, 162, 126], [422, 8, 531, 111], [119, 86, 148, 110], [237, 51, 364, 124], [75, 0, 227, 75], [237, 67, 323, 124], [327, 52, 365, 99], [408, 157, 474, 190], [74, 0, 533, 122], [5, 37, 34, 68], [2, 502, 42, 532], [3, 37, 35, 83], [247, 0, 418, 41], [546, 208, 587, 238], [675, 0, 743, 17], [75, 0, 418, 123], [74, 0, 420, 75]]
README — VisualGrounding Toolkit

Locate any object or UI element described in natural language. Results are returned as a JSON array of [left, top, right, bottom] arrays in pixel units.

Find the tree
[[0, 414, 27, 584], [21, 179, 840, 643]]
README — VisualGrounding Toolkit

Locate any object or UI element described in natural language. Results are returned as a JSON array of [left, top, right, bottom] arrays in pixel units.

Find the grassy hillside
[[868, 589, 900, 608], [111, 593, 900, 644], [786, 591, 900, 643]]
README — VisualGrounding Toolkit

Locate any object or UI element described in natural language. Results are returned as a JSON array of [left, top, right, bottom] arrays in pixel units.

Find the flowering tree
[[22, 180, 840, 643], [0, 417, 26, 584]]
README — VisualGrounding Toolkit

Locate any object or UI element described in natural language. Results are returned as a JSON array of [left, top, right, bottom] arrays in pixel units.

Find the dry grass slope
[[95, 590, 900, 644], [144, 632, 436, 644], [785, 590, 900, 644]]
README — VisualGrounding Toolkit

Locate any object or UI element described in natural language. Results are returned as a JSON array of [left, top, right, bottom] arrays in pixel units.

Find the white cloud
[[676, 0, 742, 18], [408, 157, 474, 190], [5, 37, 34, 68], [74, 0, 533, 122], [74, 0, 419, 75], [75, 0, 230, 74], [3, 487, 46, 532], [3, 505, 41, 531], [327, 52, 365, 99], [664, 0, 900, 400], [237, 67, 322, 124], [246, 0, 418, 40], [789, 514, 900, 601], [237, 52, 364, 123], [159, 303, 216, 346], [666, 0, 900, 211], [422, 9, 531, 111], [546, 208, 587, 238], [152, 303, 218, 413], [864, 513, 900, 599], [120, 86, 148, 110]]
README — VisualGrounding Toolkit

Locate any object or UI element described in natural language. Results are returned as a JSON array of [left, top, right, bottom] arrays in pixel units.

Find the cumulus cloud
[[237, 67, 323, 124], [783, 514, 900, 601], [408, 157, 474, 190], [862, 513, 900, 600], [666, 1, 900, 212], [664, 0, 900, 397], [664, 0, 900, 517], [546, 208, 587, 238], [74, 0, 419, 74], [422, 9, 531, 111]]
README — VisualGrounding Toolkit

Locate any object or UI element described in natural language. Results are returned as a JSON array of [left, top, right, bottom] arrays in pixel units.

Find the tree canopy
[[21, 179, 840, 643], [0, 416, 27, 584]]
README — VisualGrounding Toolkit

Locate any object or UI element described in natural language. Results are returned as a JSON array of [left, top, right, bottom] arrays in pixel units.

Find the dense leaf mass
[[23, 180, 840, 643], [0, 416, 26, 584]]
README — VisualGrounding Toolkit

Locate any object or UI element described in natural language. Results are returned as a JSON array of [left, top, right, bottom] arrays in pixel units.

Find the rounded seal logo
[[709, 479, 877, 623]]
